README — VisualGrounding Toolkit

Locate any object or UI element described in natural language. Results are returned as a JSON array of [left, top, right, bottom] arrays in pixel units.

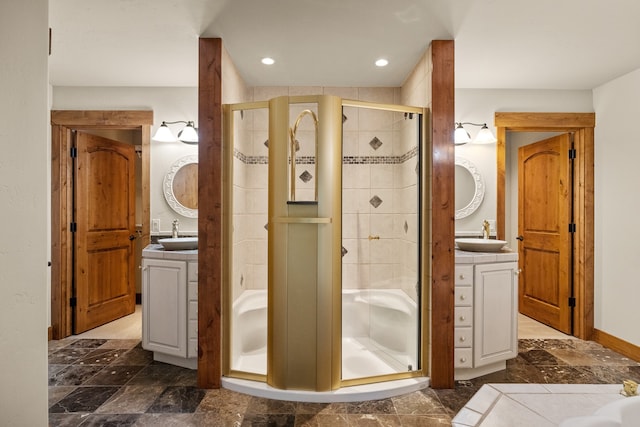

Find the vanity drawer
[[188, 319, 198, 339], [455, 307, 473, 327], [188, 301, 198, 320], [188, 262, 198, 282], [455, 265, 473, 285], [455, 348, 473, 368], [188, 282, 198, 301], [455, 286, 472, 307], [188, 338, 198, 359], [455, 327, 473, 348]]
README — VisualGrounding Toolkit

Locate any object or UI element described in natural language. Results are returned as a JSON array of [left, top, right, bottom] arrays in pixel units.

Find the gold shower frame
[[222, 95, 430, 391]]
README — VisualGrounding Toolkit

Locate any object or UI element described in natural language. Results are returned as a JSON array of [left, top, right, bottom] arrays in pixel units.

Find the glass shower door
[[341, 101, 422, 382], [226, 103, 270, 378]]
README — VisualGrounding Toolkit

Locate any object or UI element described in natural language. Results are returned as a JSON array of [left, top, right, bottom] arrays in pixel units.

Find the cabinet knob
[[515, 268, 522, 276], [459, 316, 465, 322], [459, 336, 466, 342], [460, 357, 467, 363], [460, 294, 466, 301], [459, 274, 465, 280]]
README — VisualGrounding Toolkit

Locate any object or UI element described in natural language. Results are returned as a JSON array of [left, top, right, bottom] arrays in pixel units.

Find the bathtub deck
[[453, 383, 627, 426]]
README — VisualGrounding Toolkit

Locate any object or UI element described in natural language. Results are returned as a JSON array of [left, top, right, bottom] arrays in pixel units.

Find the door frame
[[495, 112, 595, 340], [50, 110, 153, 339]]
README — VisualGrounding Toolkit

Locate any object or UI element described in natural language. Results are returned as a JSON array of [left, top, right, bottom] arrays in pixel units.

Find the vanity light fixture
[[152, 121, 198, 144], [454, 122, 497, 145]]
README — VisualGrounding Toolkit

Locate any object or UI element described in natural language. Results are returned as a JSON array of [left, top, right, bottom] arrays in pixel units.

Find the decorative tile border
[[234, 146, 417, 166]]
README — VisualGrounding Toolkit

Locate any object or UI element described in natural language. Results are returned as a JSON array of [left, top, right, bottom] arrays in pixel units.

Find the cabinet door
[[142, 258, 187, 357], [474, 262, 518, 367]]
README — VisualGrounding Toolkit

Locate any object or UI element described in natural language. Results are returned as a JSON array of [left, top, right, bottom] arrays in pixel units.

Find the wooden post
[[197, 37, 223, 388], [430, 40, 456, 389]]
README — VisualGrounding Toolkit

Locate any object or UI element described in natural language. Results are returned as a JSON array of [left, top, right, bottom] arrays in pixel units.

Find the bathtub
[[560, 396, 640, 427], [230, 288, 418, 376]]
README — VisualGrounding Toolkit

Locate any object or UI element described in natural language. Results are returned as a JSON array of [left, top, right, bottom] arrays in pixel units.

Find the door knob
[[516, 235, 524, 241], [129, 234, 136, 241]]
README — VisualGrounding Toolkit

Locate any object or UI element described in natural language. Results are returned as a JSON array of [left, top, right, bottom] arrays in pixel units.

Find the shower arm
[[289, 110, 319, 201]]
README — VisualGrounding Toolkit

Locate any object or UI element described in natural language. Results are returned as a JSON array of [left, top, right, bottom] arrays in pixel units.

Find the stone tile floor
[[49, 338, 640, 426]]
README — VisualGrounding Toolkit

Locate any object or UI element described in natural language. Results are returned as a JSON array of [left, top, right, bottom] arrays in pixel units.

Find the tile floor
[[48, 311, 640, 426]]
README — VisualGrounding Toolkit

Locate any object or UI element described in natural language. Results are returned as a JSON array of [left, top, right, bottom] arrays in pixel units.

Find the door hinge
[[568, 297, 576, 307], [69, 297, 77, 307], [70, 222, 77, 232], [569, 223, 576, 233], [70, 147, 78, 158], [569, 148, 576, 159]]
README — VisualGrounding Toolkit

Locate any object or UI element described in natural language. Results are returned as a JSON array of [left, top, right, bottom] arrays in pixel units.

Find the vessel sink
[[455, 238, 507, 252], [158, 237, 198, 251]]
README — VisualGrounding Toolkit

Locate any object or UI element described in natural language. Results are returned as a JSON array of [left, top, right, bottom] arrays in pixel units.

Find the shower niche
[[222, 95, 428, 398]]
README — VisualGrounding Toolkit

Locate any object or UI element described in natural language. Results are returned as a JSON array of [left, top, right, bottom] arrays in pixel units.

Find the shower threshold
[[221, 376, 429, 403]]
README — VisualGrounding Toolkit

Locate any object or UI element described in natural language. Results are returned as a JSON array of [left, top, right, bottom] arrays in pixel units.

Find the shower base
[[222, 376, 429, 403], [224, 336, 428, 402]]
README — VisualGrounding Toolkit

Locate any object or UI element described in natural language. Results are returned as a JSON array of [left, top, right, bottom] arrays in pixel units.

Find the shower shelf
[[287, 201, 318, 205]]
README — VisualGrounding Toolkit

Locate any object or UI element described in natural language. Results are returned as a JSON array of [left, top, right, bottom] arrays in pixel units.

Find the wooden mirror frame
[[495, 112, 595, 340]]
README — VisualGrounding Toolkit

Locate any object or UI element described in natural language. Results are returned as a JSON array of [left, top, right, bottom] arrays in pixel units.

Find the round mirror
[[163, 155, 198, 218], [455, 157, 484, 219]]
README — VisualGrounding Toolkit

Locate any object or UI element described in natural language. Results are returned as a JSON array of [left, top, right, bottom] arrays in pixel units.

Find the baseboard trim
[[48, 326, 53, 341], [593, 328, 640, 362], [136, 293, 142, 305]]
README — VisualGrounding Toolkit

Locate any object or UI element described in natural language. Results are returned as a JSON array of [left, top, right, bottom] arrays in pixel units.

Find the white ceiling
[[49, 0, 640, 90]]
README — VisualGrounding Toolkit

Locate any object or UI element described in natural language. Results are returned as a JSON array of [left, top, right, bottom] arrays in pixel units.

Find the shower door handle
[[368, 235, 380, 240]]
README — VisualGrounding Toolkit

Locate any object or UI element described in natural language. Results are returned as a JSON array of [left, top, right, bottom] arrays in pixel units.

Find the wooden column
[[198, 37, 223, 388], [430, 40, 455, 389]]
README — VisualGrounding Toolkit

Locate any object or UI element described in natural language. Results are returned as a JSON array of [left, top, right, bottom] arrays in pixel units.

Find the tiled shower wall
[[232, 107, 269, 300], [231, 87, 420, 303], [341, 103, 419, 301]]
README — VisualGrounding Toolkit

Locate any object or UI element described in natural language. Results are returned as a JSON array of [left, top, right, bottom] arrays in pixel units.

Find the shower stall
[[221, 95, 428, 398]]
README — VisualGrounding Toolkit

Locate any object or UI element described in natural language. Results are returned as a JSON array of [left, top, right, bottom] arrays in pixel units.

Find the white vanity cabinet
[[454, 250, 519, 380], [142, 245, 197, 369]]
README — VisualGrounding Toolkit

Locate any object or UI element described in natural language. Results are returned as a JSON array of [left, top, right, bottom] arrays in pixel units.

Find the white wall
[[52, 86, 199, 235], [593, 68, 640, 346], [455, 89, 593, 236], [0, 1, 49, 425]]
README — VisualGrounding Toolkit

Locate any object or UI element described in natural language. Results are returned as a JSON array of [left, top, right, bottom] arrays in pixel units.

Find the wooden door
[[74, 131, 136, 333], [518, 133, 572, 334]]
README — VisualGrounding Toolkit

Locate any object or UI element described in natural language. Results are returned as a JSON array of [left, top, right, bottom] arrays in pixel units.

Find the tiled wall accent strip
[[234, 146, 417, 165]]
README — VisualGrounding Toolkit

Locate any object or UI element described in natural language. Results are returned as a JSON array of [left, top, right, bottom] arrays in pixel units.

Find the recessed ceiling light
[[261, 57, 275, 65], [375, 58, 389, 67]]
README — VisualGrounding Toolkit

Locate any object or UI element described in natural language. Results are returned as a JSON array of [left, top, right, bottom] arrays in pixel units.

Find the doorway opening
[[495, 112, 595, 341], [50, 110, 153, 340]]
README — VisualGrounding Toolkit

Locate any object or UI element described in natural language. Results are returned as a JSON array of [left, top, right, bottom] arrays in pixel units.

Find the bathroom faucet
[[172, 219, 179, 238], [482, 220, 490, 239]]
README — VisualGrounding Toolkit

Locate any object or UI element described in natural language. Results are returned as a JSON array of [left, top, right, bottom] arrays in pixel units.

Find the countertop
[[142, 244, 198, 261], [455, 248, 518, 264]]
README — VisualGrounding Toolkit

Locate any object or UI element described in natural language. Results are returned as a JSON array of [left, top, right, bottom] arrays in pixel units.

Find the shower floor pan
[[225, 337, 428, 402]]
